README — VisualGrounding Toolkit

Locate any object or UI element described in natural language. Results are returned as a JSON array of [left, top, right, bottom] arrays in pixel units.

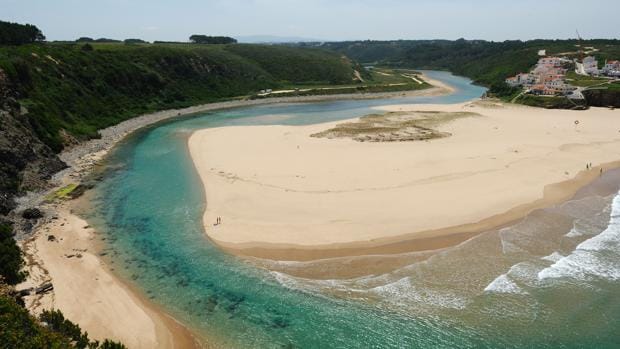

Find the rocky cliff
[[0, 68, 65, 215], [583, 89, 620, 108]]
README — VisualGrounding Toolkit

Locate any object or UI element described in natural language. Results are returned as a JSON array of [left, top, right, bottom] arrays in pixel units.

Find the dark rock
[[271, 316, 290, 329], [22, 207, 43, 219], [35, 282, 53, 294], [47, 235, 56, 242], [583, 89, 620, 108], [14, 287, 33, 297], [205, 295, 218, 313]]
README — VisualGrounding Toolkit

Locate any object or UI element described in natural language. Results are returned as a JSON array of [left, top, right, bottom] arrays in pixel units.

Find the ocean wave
[[565, 224, 586, 238], [484, 274, 528, 295], [538, 191, 620, 281], [499, 228, 528, 255], [541, 252, 564, 263], [370, 277, 468, 309]]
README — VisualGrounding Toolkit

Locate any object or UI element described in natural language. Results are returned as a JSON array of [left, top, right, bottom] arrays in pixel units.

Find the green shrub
[[0, 224, 25, 285], [0, 293, 127, 349]]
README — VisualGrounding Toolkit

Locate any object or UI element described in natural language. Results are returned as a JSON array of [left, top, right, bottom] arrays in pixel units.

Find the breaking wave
[[539, 191, 620, 281]]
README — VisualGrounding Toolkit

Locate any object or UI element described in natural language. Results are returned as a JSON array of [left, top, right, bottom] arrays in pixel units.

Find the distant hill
[[322, 39, 620, 89], [235, 35, 323, 44]]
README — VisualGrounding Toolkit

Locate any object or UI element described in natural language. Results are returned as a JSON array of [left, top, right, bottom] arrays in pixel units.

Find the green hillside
[[0, 42, 362, 152]]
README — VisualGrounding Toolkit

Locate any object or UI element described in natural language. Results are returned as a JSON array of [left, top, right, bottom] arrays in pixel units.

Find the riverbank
[[19, 201, 200, 348], [188, 101, 620, 261], [57, 79, 444, 181], [15, 80, 445, 348]]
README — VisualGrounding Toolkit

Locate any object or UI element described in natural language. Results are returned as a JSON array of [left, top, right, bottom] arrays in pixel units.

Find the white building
[[602, 60, 620, 77], [545, 79, 575, 94], [575, 56, 599, 76], [505, 73, 535, 87], [538, 57, 562, 67]]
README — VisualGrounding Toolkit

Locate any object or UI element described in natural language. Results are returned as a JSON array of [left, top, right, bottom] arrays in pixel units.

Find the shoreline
[[56, 81, 445, 180], [15, 82, 446, 348], [19, 200, 202, 348], [212, 158, 620, 261], [189, 102, 620, 261]]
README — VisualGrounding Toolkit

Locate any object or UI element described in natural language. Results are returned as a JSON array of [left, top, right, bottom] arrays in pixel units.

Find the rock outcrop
[[583, 89, 620, 108], [0, 68, 65, 215]]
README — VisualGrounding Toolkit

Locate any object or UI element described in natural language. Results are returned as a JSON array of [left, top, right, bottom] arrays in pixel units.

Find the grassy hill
[[0, 42, 364, 152]]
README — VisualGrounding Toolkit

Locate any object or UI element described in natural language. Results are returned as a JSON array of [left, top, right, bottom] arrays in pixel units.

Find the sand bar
[[188, 101, 620, 260]]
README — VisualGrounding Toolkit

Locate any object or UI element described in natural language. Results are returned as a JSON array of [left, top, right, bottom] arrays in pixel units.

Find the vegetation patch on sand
[[311, 111, 479, 142], [44, 183, 78, 201]]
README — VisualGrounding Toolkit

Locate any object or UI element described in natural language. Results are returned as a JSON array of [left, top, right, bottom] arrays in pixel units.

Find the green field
[[607, 81, 620, 91], [565, 71, 611, 87], [259, 67, 430, 98]]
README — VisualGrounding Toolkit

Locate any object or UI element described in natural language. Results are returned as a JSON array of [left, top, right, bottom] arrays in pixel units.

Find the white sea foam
[[271, 271, 304, 290], [565, 225, 585, 238], [499, 228, 527, 255], [484, 274, 528, 295], [507, 261, 539, 280], [370, 277, 467, 309], [538, 192, 620, 281], [542, 252, 564, 263]]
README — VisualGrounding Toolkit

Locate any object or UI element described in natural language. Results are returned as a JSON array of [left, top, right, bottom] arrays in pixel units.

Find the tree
[[0, 21, 45, 45], [124, 38, 147, 44], [94, 38, 121, 43], [0, 224, 26, 285], [189, 35, 237, 45], [0, 293, 128, 349]]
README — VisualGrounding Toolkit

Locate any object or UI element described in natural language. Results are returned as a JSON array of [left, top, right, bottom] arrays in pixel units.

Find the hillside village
[[505, 51, 620, 99]]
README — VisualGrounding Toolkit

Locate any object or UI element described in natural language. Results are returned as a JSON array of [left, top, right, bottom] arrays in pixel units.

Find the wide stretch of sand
[[188, 101, 620, 259]]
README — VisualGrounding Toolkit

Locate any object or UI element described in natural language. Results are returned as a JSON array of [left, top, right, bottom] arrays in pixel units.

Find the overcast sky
[[2, 0, 619, 42]]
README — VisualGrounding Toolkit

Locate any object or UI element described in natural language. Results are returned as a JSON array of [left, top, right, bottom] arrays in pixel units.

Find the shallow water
[[85, 71, 620, 348]]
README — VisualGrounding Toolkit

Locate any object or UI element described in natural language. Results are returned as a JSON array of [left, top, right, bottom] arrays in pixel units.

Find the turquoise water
[[86, 71, 620, 348]]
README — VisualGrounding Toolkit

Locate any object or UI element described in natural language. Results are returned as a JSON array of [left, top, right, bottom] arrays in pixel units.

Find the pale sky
[[2, 0, 619, 42]]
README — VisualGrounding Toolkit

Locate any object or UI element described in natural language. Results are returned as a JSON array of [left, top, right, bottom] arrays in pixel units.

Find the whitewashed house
[[602, 60, 620, 77], [538, 57, 562, 67], [575, 56, 599, 76], [505, 73, 535, 87]]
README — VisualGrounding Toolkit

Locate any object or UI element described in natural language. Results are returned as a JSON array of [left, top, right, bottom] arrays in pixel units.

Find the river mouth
[[81, 71, 620, 348]]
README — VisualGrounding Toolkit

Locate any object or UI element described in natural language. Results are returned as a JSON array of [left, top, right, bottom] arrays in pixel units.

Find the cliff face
[[583, 89, 620, 108], [0, 68, 65, 215]]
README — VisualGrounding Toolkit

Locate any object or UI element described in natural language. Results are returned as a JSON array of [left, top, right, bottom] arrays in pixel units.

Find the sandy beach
[[19, 202, 200, 348], [189, 101, 620, 260]]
